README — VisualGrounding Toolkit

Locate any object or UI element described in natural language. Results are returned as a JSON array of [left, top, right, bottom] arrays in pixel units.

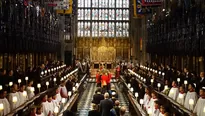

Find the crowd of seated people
[[89, 86, 127, 116], [0, 60, 73, 115], [125, 61, 205, 116]]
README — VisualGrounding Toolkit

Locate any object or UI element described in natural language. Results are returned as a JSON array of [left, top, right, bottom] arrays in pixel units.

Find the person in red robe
[[115, 64, 120, 79], [96, 70, 101, 87], [101, 73, 108, 94], [107, 72, 112, 90]]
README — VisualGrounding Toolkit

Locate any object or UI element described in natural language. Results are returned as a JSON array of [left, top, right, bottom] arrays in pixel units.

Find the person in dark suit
[[88, 103, 101, 116], [92, 88, 104, 105], [196, 72, 205, 93], [100, 92, 113, 116], [63, 110, 75, 116]]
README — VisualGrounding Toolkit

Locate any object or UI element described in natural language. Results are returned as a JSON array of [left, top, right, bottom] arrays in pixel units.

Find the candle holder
[[53, 78, 57, 85], [135, 92, 138, 98], [37, 84, 41, 92], [25, 76, 29, 85], [18, 79, 21, 86], [157, 83, 161, 91], [68, 91, 72, 99], [46, 81, 49, 89]]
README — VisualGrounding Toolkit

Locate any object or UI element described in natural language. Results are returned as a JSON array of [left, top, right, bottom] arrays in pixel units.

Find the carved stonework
[[76, 38, 130, 62]]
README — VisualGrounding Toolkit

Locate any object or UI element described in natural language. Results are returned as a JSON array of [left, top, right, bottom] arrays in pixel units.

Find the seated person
[[88, 103, 101, 116]]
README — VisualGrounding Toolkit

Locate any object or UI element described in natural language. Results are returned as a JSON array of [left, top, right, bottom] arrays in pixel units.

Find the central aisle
[[76, 82, 97, 116]]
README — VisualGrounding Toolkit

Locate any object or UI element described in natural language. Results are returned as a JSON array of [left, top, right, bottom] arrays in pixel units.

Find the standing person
[[96, 70, 101, 87], [168, 81, 179, 100], [88, 104, 101, 116], [100, 93, 113, 116], [8, 84, 21, 110], [193, 87, 205, 116], [92, 88, 104, 105], [0, 90, 10, 115], [101, 72, 108, 94], [115, 64, 120, 79], [107, 71, 112, 90]]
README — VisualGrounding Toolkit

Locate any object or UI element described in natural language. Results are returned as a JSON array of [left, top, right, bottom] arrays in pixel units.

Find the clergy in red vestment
[[106, 72, 112, 90], [101, 73, 108, 93], [115, 64, 120, 79]]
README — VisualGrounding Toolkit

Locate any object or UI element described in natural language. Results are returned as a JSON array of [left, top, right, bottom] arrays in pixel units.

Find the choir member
[[18, 84, 28, 105], [147, 92, 158, 113], [193, 87, 205, 116], [29, 106, 36, 116], [55, 88, 62, 103], [8, 84, 20, 110], [42, 94, 54, 116], [36, 105, 44, 116], [184, 83, 198, 111], [0, 90, 10, 115], [159, 105, 167, 116], [26, 80, 35, 99], [143, 87, 151, 110], [162, 80, 170, 95], [151, 100, 160, 116], [59, 80, 68, 99], [52, 93, 60, 108], [176, 86, 186, 105], [168, 81, 179, 100]]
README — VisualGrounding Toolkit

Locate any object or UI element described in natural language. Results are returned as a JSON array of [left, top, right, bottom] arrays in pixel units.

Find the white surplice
[[8, 92, 20, 110], [193, 97, 205, 116], [176, 93, 186, 105], [147, 98, 158, 113], [42, 101, 55, 116], [184, 91, 198, 111], [168, 87, 179, 100], [18, 91, 28, 105], [0, 98, 11, 115], [26, 86, 35, 99], [151, 108, 160, 116]]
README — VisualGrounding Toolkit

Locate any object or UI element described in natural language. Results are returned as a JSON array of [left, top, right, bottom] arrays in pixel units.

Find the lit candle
[[61, 78, 63, 81], [30, 87, 35, 92], [37, 84, 41, 88], [141, 77, 144, 80], [12, 96, 18, 103], [189, 99, 194, 105], [203, 106, 205, 113], [135, 92, 138, 98], [151, 79, 154, 83], [41, 71, 44, 75], [157, 83, 161, 88], [179, 93, 183, 99], [162, 72, 165, 76], [25, 76, 29, 81], [68, 91, 72, 97], [23, 91, 27, 97], [127, 83, 131, 88], [140, 99, 144, 105], [61, 98, 66, 104], [159, 71, 161, 75], [164, 85, 168, 90], [0, 85, 2, 90], [48, 69, 50, 73], [9, 82, 13, 87], [44, 70, 47, 74], [143, 78, 146, 82], [170, 89, 174, 94], [51, 68, 54, 72], [18, 79, 21, 84], [130, 87, 134, 92], [54, 106, 59, 114], [75, 83, 79, 87], [112, 92, 116, 95], [72, 87, 76, 91], [46, 81, 49, 86], [0, 103, 4, 111], [177, 78, 180, 82], [147, 108, 152, 115], [53, 78, 57, 82], [184, 80, 188, 85], [64, 76, 66, 79]]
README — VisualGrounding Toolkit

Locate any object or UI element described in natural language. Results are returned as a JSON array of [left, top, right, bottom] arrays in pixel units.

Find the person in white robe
[[184, 83, 198, 111], [8, 84, 21, 110], [26, 80, 35, 99], [147, 92, 158, 113], [168, 81, 179, 100], [0, 90, 10, 115], [193, 87, 205, 116], [151, 100, 160, 116], [176, 86, 186, 105], [18, 84, 28, 105], [52, 93, 60, 108], [143, 87, 151, 110], [55, 88, 62, 103], [42, 94, 55, 116], [159, 105, 167, 116], [36, 105, 44, 116]]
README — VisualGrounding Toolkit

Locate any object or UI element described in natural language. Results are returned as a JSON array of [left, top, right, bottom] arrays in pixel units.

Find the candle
[[75, 83, 79, 87], [46, 81, 49, 86], [203, 106, 205, 113], [72, 87, 76, 91], [147, 108, 152, 115], [44, 70, 47, 74], [170, 89, 174, 94], [159, 71, 161, 75], [177, 78, 180, 82], [68, 91, 72, 96], [30, 87, 35, 92], [41, 71, 44, 75], [54, 106, 59, 114], [37, 84, 41, 88], [61, 98, 66, 104], [12, 96, 18, 103], [157, 83, 161, 88], [184, 80, 188, 85], [23, 91, 27, 97], [130, 87, 134, 92], [112, 92, 116, 95], [143, 78, 146, 82], [179, 93, 183, 99], [53, 78, 56, 82], [0, 103, 4, 111], [140, 99, 144, 105], [9, 82, 13, 87], [25, 76, 29, 81], [135, 92, 138, 98], [162, 72, 165, 76], [18, 79, 21, 84], [151, 79, 154, 83], [189, 99, 194, 105], [127, 83, 131, 88], [0, 85, 2, 90]]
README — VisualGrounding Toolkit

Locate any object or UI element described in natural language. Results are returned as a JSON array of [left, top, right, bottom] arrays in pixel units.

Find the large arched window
[[77, 0, 129, 37]]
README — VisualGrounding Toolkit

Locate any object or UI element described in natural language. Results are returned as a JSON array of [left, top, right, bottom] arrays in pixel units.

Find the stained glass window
[[78, 0, 129, 37]]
